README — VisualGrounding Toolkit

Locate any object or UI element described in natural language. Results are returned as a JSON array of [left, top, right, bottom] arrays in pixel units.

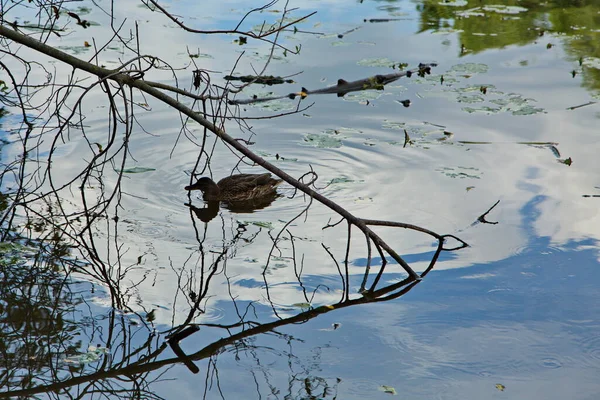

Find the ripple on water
[[343, 377, 451, 400], [575, 326, 600, 367], [125, 220, 170, 239], [121, 218, 183, 246], [345, 378, 388, 397], [402, 314, 563, 378], [191, 304, 226, 324], [539, 357, 563, 369]]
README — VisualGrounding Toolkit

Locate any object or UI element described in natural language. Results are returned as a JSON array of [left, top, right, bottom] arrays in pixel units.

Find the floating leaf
[[247, 220, 274, 229], [558, 157, 572, 166], [378, 385, 397, 395], [344, 90, 383, 103], [437, 166, 482, 179], [462, 106, 501, 114], [481, 5, 528, 14], [323, 127, 362, 135], [382, 121, 406, 130], [189, 53, 213, 59], [303, 133, 343, 148], [331, 41, 352, 47], [457, 8, 486, 17], [582, 57, 600, 69], [121, 167, 156, 174], [56, 45, 91, 55], [457, 94, 484, 103], [63, 346, 109, 366], [329, 176, 355, 184], [356, 57, 397, 68], [449, 63, 489, 74], [438, 0, 468, 6]]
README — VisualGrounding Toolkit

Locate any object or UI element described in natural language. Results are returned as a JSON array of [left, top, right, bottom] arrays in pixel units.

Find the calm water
[[1, 0, 599, 399]]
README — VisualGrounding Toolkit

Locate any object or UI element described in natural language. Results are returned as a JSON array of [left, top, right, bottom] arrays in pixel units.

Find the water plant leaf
[[121, 167, 156, 174], [582, 57, 600, 69], [449, 63, 489, 74], [437, 166, 482, 179], [323, 127, 362, 135], [302, 133, 343, 148], [247, 221, 274, 229], [343, 90, 384, 103], [378, 385, 397, 395], [482, 5, 528, 14], [329, 176, 355, 184], [356, 57, 397, 68], [63, 346, 109, 366], [558, 157, 572, 166], [438, 0, 468, 6]]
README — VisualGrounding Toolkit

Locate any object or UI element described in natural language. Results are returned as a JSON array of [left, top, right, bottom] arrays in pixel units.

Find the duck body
[[185, 173, 283, 202]]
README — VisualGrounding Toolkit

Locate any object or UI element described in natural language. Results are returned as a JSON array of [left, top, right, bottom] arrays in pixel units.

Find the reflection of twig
[[263, 196, 314, 318], [475, 199, 500, 225], [144, 0, 315, 54], [2, 25, 460, 286], [168, 326, 201, 374], [566, 101, 596, 110], [403, 129, 411, 148]]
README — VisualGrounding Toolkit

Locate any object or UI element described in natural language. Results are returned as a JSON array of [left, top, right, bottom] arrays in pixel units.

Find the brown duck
[[185, 173, 283, 202]]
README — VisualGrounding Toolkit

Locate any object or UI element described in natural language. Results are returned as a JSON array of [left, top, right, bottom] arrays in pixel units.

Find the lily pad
[[457, 94, 485, 103], [356, 57, 397, 68], [457, 8, 486, 17], [302, 133, 343, 148], [482, 5, 528, 14], [449, 63, 489, 74], [438, 0, 468, 6], [343, 90, 384, 103], [247, 221, 274, 229], [323, 127, 362, 135], [382, 121, 406, 130], [331, 41, 352, 47], [121, 167, 156, 174], [63, 346, 109, 366], [378, 385, 397, 395], [437, 166, 482, 179], [582, 57, 600, 70]]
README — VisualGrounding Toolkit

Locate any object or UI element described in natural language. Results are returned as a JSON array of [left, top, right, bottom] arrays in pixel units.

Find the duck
[[185, 173, 283, 202]]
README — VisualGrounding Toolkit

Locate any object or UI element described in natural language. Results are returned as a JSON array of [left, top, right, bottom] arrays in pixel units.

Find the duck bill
[[185, 183, 202, 191]]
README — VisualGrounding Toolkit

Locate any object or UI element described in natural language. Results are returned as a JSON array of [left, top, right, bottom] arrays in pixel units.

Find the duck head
[[185, 177, 221, 200]]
